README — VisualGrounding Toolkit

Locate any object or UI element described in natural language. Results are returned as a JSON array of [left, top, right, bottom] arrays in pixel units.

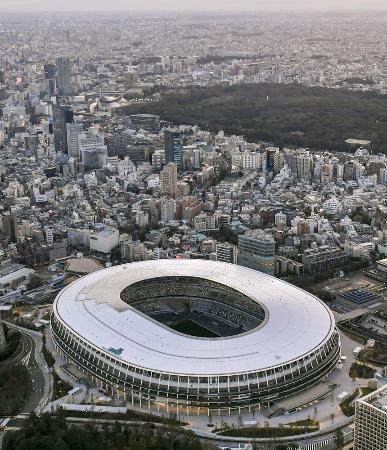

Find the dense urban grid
[[0, 10, 387, 450]]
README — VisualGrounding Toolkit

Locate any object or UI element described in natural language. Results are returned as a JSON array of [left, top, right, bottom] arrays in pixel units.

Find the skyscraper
[[164, 130, 183, 171], [56, 57, 72, 96], [53, 104, 74, 153], [44, 64, 57, 99]]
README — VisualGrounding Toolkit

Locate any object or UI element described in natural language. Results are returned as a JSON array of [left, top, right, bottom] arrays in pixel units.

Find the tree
[[53, 437, 70, 450], [26, 275, 44, 291], [334, 428, 345, 449]]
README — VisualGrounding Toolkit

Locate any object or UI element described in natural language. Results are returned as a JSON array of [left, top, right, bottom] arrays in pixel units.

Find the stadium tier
[[51, 260, 341, 415]]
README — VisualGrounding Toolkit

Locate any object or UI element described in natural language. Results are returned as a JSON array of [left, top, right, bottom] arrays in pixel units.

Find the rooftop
[[357, 384, 387, 413], [54, 260, 336, 376]]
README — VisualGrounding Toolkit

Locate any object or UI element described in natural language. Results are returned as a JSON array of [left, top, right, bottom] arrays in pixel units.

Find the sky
[[1, 0, 387, 13]]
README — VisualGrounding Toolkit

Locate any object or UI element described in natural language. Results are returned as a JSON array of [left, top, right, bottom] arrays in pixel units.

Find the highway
[[4, 322, 52, 414]]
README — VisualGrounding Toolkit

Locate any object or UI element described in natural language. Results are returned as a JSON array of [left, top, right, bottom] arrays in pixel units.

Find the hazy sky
[[1, 0, 387, 13]]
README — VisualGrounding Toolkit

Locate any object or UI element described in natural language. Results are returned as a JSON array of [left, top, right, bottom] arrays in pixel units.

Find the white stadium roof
[[54, 260, 335, 376]]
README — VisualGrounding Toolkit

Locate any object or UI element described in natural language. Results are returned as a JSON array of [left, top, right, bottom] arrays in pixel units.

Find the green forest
[[120, 83, 387, 153]]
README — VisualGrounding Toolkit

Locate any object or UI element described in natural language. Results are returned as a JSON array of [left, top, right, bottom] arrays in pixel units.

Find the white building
[[89, 228, 119, 254], [274, 212, 287, 227], [66, 123, 83, 158], [322, 197, 342, 215], [135, 211, 149, 228], [242, 152, 261, 171], [160, 198, 176, 221]]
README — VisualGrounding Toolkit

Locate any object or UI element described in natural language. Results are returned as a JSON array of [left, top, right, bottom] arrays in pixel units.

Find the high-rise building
[[241, 152, 261, 171], [216, 242, 238, 264], [44, 64, 57, 98], [238, 230, 275, 275], [66, 123, 83, 158], [160, 162, 177, 197], [82, 146, 108, 170], [354, 384, 387, 450], [164, 130, 183, 170], [266, 147, 284, 175], [343, 161, 356, 181], [78, 131, 104, 154], [152, 149, 166, 171], [1, 212, 18, 243], [56, 57, 72, 96], [160, 198, 176, 221], [53, 104, 73, 153], [106, 131, 133, 157], [297, 152, 313, 179]]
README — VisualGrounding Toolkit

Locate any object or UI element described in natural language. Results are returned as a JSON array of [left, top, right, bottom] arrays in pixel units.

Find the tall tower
[[53, 104, 74, 153], [164, 130, 183, 171], [44, 64, 57, 99], [56, 57, 72, 96]]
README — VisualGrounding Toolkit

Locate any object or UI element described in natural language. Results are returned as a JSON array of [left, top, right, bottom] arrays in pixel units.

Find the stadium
[[51, 260, 341, 415]]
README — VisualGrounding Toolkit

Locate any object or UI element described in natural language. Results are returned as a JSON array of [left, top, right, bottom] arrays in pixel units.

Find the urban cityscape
[[0, 1, 386, 450]]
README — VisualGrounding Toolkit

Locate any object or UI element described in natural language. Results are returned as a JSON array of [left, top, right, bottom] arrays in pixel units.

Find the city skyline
[[2, 0, 387, 12], [0, 5, 386, 449]]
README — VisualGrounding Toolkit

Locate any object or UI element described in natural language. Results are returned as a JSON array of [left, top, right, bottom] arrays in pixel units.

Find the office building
[[164, 129, 183, 170], [1, 212, 18, 243], [78, 131, 104, 155], [160, 162, 177, 197], [216, 242, 238, 264], [106, 131, 133, 157], [82, 146, 108, 170], [302, 246, 349, 273], [89, 228, 119, 254], [56, 57, 72, 96], [160, 198, 176, 221], [354, 384, 387, 450], [53, 104, 73, 153], [241, 152, 261, 171], [66, 123, 83, 158], [152, 149, 166, 170], [266, 147, 283, 175], [238, 229, 275, 275], [44, 64, 57, 98]]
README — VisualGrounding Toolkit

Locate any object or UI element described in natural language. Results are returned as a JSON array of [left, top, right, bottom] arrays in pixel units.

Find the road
[[4, 322, 52, 414], [1, 415, 354, 450]]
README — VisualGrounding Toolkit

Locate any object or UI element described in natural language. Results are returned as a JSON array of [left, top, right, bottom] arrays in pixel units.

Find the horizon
[[1, 0, 387, 13]]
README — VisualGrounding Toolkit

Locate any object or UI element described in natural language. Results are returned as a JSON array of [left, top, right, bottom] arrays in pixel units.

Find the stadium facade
[[51, 260, 341, 415]]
